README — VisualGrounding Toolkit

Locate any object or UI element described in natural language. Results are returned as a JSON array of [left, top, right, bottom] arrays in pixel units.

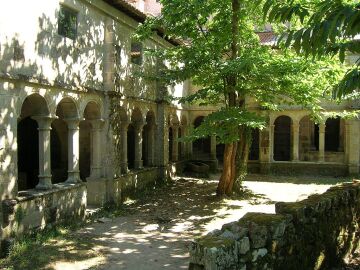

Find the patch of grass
[[0, 226, 103, 270]]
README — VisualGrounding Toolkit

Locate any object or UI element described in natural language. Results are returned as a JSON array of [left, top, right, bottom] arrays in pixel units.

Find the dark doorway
[[17, 117, 39, 190], [325, 118, 340, 151], [274, 116, 291, 161], [193, 116, 210, 156], [249, 129, 260, 160], [79, 121, 91, 180], [127, 124, 135, 169]]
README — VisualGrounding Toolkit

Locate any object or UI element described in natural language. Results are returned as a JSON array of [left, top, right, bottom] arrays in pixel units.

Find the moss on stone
[[197, 235, 235, 248], [239, 213, 285, 226]]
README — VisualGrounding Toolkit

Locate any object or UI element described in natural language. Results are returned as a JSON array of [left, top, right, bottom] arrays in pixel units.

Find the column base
[[134, 160, 143, 169], [260, 162, 271, 174], [120, 162, 129, 174], [65, 171, 81, 184], [36, 176, 52, 190], [348, 164, 359, 176]]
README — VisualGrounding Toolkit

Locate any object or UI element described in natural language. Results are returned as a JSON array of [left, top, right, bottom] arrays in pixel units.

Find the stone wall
[[1, 183, 86, 253], [189, 182, 360, 270]]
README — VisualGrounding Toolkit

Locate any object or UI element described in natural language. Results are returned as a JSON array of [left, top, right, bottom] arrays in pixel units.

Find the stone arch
[[80, 101, 104, 181], [51, 97, 81, 184], [80, 98, 103, 119], [56, 97, 80, 119], [274, 115, 292, 161], [19, 93, 50, 119], [17, 94, 51, 191]]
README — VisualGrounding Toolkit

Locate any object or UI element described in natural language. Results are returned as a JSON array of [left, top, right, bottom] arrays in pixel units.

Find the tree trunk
[[216, 0, 241, 196], [233, 127, 251, 193]]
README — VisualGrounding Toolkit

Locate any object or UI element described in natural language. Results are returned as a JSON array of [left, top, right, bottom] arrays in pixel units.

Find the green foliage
[[264, 0, 360, 98], [185, 108, 266, 144], [136, 0, 345, 141]]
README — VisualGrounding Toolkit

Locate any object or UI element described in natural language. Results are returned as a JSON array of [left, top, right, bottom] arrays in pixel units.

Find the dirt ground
[[2, 173, 359, 270]]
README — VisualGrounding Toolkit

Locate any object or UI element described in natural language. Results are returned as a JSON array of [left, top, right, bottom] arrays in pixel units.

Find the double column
[[318, 123, 326, 162], [171, 125, 179, 162], [65, 119, 82, 183], [120, 121, 129, 174], [292, 121, 300, 161], [134, 121, 145, 169], [87, 119, 105, 180], [147, 123, 156, 166], [33, 116, 54, 190]]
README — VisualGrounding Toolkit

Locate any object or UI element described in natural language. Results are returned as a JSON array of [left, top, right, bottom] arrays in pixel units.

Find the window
[[58, 5, 78, 40], [130, 42, 143, 65]]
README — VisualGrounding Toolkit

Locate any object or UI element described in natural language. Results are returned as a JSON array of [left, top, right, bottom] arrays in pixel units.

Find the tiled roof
[[103, 0, 147, 23], [103, 0, 180, 45], [256, 31, 278, 46]]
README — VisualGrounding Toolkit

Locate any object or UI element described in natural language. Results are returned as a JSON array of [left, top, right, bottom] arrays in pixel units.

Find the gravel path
[[47, 174, 356, 270]]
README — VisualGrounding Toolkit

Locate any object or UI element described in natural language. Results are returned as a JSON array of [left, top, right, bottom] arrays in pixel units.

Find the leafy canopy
[[264, 0, 360, 98], [136, 0, 345, 143]]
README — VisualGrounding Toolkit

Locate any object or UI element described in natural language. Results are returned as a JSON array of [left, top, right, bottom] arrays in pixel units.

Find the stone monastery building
[[0, 0, 359, 244]]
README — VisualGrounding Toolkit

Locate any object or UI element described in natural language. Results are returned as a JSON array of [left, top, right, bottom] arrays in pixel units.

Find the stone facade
[[189, 182, 360, 270], [0, 0, 359, 249]]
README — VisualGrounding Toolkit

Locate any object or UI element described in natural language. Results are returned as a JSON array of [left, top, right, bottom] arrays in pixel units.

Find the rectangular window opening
[[58, 5, 78, 40], [130, 42, 143, 65]]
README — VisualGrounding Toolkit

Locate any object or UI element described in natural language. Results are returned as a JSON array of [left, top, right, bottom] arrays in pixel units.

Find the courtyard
[[1, 173, 356, 270]]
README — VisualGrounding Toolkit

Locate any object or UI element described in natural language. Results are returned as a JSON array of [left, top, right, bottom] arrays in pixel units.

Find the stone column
[[147, 124, 156, 166], [120, 121, 129, 174], [259, 127, 271, 174], [292, 122, 300, 161], [346, 120, 359, 175], [32, 116, 54, 190], [65, 119, 81, 183], [318, 123, 326, 162], [171, 125, 179, 162], [87, 119, 105, 180], [188, 125, 193, 158], [270, 124, 275, 161], [210, 136, 217, 160], [134, 123, 144, 169]]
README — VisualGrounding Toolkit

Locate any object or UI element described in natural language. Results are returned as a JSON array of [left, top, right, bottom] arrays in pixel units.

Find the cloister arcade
[[15, 93, 350, 194], [17, 93, 105, 191]]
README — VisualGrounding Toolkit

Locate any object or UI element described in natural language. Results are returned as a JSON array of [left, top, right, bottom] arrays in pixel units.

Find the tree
[[136, 0, 344, 195], [264, 0, 360, 98]]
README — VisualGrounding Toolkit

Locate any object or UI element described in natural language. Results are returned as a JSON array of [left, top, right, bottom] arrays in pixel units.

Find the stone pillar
[[270, 124, 275, 161], [318, 123, 326, 162], [147, 124, 156, 166], [65, 119, 81, 183], [259, 126, 271, 174], [171, 125, 179, 162], [188, 124, 193, 158], [346, 120, 359, 175], [32, 116, 54, 190], [292, 122, 300, 161], [120, 121, 129, 174], [134, 123, 144, 169], [87, 119, 105, 180]]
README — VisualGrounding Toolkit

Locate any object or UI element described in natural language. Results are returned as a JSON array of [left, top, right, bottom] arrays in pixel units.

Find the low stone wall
[[189, 182, 360, 270], [1, 183, 86, 253]]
